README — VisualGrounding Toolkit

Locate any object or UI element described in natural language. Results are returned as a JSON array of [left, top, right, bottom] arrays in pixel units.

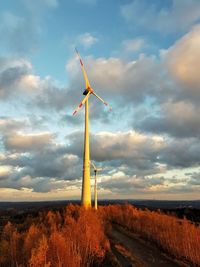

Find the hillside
[[0, 203, 199, 266]]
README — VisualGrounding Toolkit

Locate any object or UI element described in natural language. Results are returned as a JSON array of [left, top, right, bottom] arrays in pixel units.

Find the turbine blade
[[72, 92, 91, 116], [75, 48, 91, 89], [92, 91, 112, 111]]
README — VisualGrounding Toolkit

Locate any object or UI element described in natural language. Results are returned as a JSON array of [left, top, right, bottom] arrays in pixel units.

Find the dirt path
[[110, 243, 133, 267], [109, 224, 188, 267]]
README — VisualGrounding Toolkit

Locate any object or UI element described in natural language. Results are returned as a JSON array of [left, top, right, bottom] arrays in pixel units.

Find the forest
[[0, 204, 199, 267]]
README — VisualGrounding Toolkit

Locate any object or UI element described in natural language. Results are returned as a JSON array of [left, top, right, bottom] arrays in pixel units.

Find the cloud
[[0, 12, 40, 55], [133, 25, 200, 139], [0, 57, 70, 112], [121, 0, 200, 33], [61, 114, 83, 126], [77, 32, 98, 48], [0, 57, 37, 99], [0, 173, 80, 193], [188, 172, 200, 185], [67, 130, 164, 173], [159, 137, 200, 168], [135, 101, 200, 138], [67, 24, 200, 114], [0, 16, 200, 199], [186, 170, 200, 186], [3, 132, 54, 152], [0, 0, 58, 56], [99, 171, 199, 197], [33, 78, 69, 111], [3, 155, 80, 191], [100, 173, 165, 194], [0, 166, 13, 180], [0, 118, 28, 134], [166, 24, 200, 101], [66, 54, 164, 105], [67, 130, 200, 171], [122, 38, 145, 53], [1, 127, 199, 195], [0, 130, 82, 192]]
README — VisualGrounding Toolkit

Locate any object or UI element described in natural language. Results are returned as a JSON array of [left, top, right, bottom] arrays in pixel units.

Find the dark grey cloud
[[1, 128, 199, 194], [165, 185, 197, 194], [0, 58, 31, 98], [100, 172, 199, 196], [135, 101, 200, 138], [66, 130, 164, 178], [0, 144, 82, 192], [0, 129, 82, 192], [67, 130, 200, 171], [185, 172, 200, 185], [61, 114, 83, 126], [0, 117, 28, 134], [34, 84, 70, 111], [100, 175, 165, 194], [159, 138, 200, 168]]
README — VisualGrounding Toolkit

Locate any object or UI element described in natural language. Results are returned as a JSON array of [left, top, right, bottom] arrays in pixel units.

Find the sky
[[0, 0, 200, 201]]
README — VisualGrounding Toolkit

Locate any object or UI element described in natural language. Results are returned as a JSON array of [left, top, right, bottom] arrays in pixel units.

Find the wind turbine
[[91, 161, 102, 210], [72, 48, 111, 209]]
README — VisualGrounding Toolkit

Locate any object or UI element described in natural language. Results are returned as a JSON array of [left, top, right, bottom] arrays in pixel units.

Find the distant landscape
[[1, 199, 200, 213]]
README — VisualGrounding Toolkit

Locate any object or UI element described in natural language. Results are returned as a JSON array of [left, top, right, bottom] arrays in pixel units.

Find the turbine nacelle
[[91, 161, 102, 173], [90, 161, 101, 210], [72, 48, 112, 116], [83, 87, 94, 95]]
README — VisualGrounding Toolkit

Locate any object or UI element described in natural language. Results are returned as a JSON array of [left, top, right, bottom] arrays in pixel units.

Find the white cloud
[[166, 24, 200, 97], [4, 132, 54, 152], [66, 54, 161, 104], [77, 32, 98, 48], [0, 166, 13, 179], [19, 74, 40, 90]]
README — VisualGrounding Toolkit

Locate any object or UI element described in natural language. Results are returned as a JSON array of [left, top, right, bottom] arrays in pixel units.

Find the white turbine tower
[[91, 161, 102, 210]]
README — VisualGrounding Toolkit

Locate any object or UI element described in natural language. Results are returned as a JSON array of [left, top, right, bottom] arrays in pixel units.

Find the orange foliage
[[29, 235, 50, 267], [101, 204, 200, 266], [0, 205, 108, 267], [1, 203, 198, 266], [0, 221, 21, 267]]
